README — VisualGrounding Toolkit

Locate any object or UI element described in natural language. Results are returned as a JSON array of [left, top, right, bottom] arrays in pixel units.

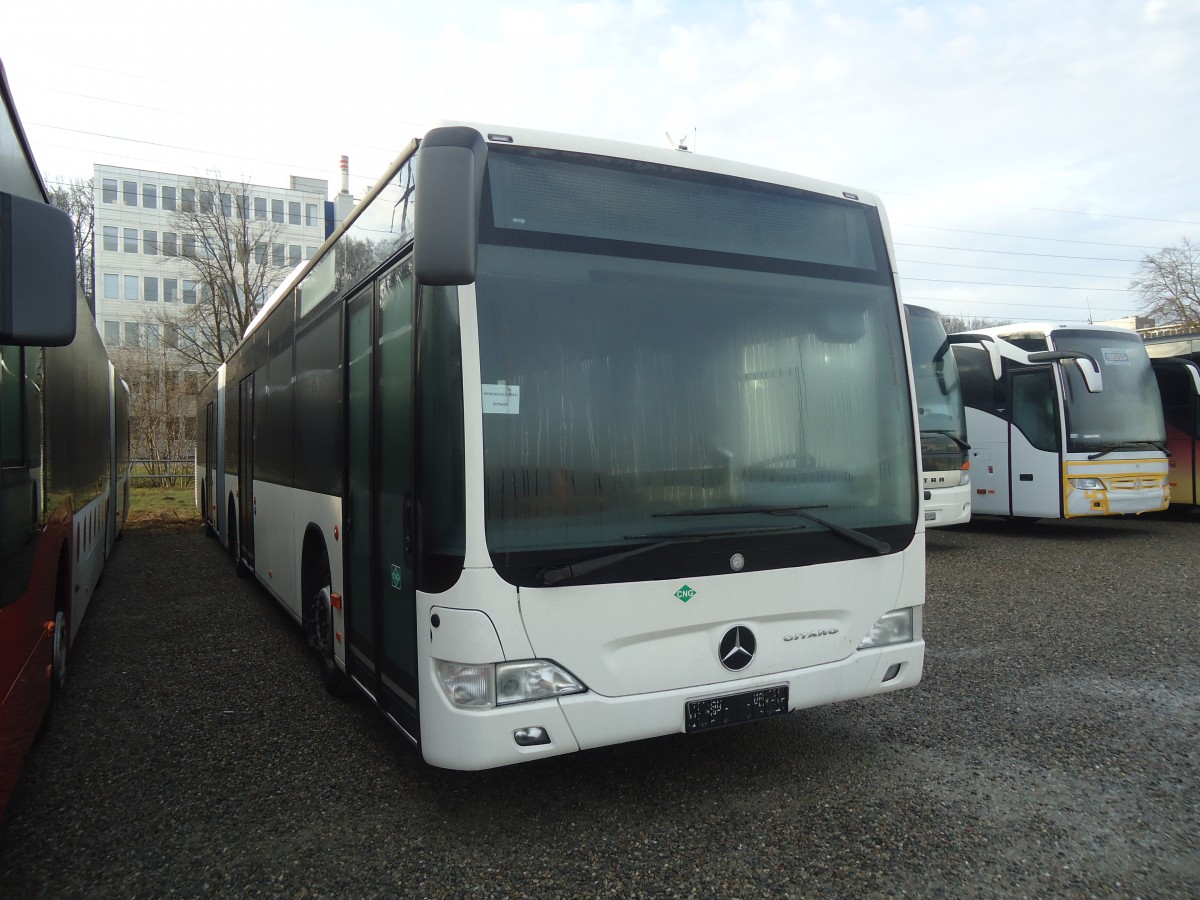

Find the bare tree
[[47, 176, 95, 307], [160, 175, 293, 374], [939, 314, 1009, 334], [111, 319, 199, 485], [1131, 237, 1200, 329]]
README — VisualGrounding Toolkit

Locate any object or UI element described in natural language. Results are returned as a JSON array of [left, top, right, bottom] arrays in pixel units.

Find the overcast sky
[[5, 0, 1198, 325]]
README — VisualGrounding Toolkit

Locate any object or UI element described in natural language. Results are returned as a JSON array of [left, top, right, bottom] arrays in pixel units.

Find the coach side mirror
[[946, 333, 1002, 380], [414, 127, 488, 286], [1028, 350, 1104, 393], [0, 191, 77, 345]]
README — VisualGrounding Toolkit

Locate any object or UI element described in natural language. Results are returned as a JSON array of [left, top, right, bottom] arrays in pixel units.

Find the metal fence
[[130, 458, 194, 487]]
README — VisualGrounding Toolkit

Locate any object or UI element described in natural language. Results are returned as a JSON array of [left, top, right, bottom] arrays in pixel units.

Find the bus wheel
[[50, 609, 68, 691], [312, 578, 345, 696]]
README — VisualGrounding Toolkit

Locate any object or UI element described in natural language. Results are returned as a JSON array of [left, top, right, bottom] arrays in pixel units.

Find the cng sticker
[[391, 564, 403, 590], [675, 584, 697, 603]]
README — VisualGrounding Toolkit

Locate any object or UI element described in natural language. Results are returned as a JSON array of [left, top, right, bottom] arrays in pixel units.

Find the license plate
[[924, 510, 936, 521], [685, 685, 789, 733]]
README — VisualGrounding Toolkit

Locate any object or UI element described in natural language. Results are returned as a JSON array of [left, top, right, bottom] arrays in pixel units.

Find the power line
[[894, 242, 1140, 264], [901, 276, 1128, 292], [894, 222, 1166, 252], [897, 258, 1130, 280]]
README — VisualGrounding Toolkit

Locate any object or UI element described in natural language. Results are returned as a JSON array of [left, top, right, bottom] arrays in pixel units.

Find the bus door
[[205, 400, 216, 530], [1009, 368, 1062, 517], [237, 373, 255, 568], [345, 260, 419, 740]]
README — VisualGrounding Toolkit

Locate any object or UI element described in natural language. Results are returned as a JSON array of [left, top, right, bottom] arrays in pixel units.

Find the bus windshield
[[906, 307, 968, 469], [1052, 329, 1165, 452], [473, 147, 916, 581]]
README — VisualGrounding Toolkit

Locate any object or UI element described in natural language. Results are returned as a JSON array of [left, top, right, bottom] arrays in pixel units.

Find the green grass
[[127, 486, 198, 527]]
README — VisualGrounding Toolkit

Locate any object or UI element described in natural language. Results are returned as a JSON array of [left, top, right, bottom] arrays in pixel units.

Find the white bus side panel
[[250, 481, 344, 632]]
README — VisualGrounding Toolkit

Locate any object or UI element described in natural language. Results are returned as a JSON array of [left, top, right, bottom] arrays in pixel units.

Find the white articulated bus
[[196, 125, 925, 769], [904, 305, 971, 527], [950, 323, 1168, 519]]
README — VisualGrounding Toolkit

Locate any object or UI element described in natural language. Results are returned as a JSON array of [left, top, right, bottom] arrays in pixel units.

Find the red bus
[[0, 58, 130, 817]]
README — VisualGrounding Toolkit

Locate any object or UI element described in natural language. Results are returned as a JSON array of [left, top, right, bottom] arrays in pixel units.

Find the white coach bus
[[904, 305, 971, 527], [196, 125, 925, 769], [950, 323, 1168, 519]]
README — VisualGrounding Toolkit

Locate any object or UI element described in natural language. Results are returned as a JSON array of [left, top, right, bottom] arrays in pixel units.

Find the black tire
[[50, 609, 67, 691], [309, 553, 346, 695]]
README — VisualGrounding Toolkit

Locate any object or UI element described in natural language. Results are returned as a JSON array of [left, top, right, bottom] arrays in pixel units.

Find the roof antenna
[[1086, 298, 1094, 324], [665, 130, 694, 153]]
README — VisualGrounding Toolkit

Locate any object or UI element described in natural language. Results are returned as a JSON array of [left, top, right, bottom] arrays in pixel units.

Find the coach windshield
[[472, 146, 917, 586], [1052, 329, 1165, 454]]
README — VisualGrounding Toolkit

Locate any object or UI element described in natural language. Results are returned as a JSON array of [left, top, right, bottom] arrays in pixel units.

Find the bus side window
[[1154, 366, 1197, 437], [1011, 369, 1059, 452]]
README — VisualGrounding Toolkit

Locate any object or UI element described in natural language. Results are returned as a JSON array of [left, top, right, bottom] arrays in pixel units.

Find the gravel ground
[[1, 513, 1198, 898]]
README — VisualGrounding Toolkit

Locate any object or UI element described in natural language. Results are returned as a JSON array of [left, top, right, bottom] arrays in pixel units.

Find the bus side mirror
[[1028, 350, 1103, 393], [0, 191, 77, 346], [414, 127, 488, 286], [946, 333, 1002, 380], [1159, 357, 1200, 396]]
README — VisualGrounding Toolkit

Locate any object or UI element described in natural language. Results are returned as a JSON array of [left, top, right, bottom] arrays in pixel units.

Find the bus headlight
[[496, 661, 585, 706], [435, 659, 586, 709], [858, 608, 915, 649], [1069, 477, 1105, 490]]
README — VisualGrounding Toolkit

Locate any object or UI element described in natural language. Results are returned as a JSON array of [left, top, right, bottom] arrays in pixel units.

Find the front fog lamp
[[858, 608, 915, 650], [1069, 477, 1105, 491], [435, 659, 586, 709]]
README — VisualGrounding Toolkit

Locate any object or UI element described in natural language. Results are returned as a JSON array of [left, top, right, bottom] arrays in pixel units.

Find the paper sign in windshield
[[482, 384, 520, 414], [1101, 348, 1130, 365]]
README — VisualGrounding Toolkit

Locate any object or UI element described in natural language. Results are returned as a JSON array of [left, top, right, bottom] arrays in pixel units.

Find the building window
[[103, 273, 120, 300], [183, 280, 197, 304], [305, 203, 318, 227], [200, 191, 215, 214], [306, 246, 317, 259], [162, 185, 177, 211], [144, 276, 159, 301], [123, 180, 138, 206], [236, 194, 249, 219], [272, 243, 285, 266], [254, 243, 266, 265], [289, 244, 302, 266], [143, 183, 158, 209], [143, 230, 158, 255], [103, 226, 118, 252], [124, 228, 138, 253], [182, 234, 197, 257], [221, 193, 232, 217], [271, 199, 284, 223], [124, 275, 139, 301], [181, 188, 195, 212], [164, 323, 178, 348], [288, 201, 301, 225], [125, 321, 141, 348], [254, 197, 267, 220], [146, 324, 160, 349], [162, 232, 177, 256], [102, 178, 118, 203], [104, 320, 120, 346], [164, 278, 179, 303]]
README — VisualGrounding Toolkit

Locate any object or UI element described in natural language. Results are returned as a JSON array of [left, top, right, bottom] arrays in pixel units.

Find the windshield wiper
[[1087, 440, 1170, 460], [654, 504, 890, 555], [921, 429, 971, 452], [537, 524, 809, 586]]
